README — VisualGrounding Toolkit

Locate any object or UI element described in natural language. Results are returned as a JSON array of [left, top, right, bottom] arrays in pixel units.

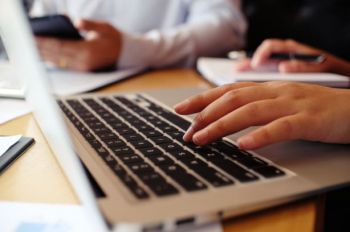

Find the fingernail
[[174, 100, 189, 113], [238, 136, 256, 149], [183, 125, 195, 142], [193, 130, 208, 145]]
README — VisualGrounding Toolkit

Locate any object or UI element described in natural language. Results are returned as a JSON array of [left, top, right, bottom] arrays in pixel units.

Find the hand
[[174, 82, 350, 150], [36, 19, 122, 71], [233, 39, 350, 76]]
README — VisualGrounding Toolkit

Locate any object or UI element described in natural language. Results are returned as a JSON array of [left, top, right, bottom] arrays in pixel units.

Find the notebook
[[197, 57, 350, 88]]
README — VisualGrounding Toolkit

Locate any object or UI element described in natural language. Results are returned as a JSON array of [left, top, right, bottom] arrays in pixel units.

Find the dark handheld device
[[30, 15, 83, 40]]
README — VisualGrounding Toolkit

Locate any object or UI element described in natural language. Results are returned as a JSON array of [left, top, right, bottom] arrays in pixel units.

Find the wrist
[[327, 54, 350, 76]]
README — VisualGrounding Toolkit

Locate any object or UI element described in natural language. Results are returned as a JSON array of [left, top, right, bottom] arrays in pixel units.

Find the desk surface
[[0, 69, 320, 231]]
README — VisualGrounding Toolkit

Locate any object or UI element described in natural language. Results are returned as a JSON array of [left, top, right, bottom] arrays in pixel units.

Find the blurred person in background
[[31, 0, 246, 71], [233, 0, 350, 76]]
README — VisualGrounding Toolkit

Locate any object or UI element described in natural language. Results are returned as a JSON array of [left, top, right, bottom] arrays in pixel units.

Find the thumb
[[279, 60, 327, 73], [75, 19, 110, 33]]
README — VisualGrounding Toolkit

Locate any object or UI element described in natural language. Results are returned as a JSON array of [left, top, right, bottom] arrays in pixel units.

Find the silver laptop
[[2, 0, 350, 231]]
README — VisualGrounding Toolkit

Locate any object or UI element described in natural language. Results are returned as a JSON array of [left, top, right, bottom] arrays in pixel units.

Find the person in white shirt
[[32, 0, 246, 71]]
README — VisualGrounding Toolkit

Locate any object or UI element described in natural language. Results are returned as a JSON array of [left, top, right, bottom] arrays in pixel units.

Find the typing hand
[[36, 19, 122, 72], [233, 39, 350, 76], [174, 82, 350, 150]]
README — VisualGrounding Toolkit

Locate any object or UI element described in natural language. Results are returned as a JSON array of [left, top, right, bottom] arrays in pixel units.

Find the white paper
[[0, 61, 25, 98], [0, 99, 31, 124], [0, 202, 93, 232], [0, 61, 145, 97], [197, 57, 350, 88], [0, 201, 222, 232], [0, 135, 21, 158], [48, 67, 144, 96]]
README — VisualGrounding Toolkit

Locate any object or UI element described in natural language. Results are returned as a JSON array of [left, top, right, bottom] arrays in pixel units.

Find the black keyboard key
[[139, 172, 165, 184], [150, 137, 172, 144], [253, 166, 285, 178], [131, 186, 150, 199], [105, 139, 126, 148], [159, 143, 182, 152], [110, 163, 127, 177], [148, 181, 179, 197], [144, 115, 158, 122], [159, 164, 207, 191], [82, 131, 95, 141], [122, 114, 138, 122], [119, 153, 143, 164], [118, 174, 149, 199], [118, 128, 136, 135], [101, 154, 118, 170], [183, 159, 233, 187], [142, 130, 163, 138], [129, 140, 153, 149], [199, 169, 233, 187], [152, 120, 168, 128], [111, 121, 127, 129], [212, 141, 250, 160], [138, 124, 154, 132], [139, 147, 162, 156], [92, 127, 109, 135], [148, 155, 174, 165], [161, 125, 178, 132], [123, 134, 144, 141], [88, 139, 102, 149], [168, 150, 195, 161], [112, 146, 134, 155], [212, 159, 259, 182], [160, 113, 191, 131], [104, 154, 115, 163], [196, 149, 224, 162], [97, 132, 118, 140], [167, 131, 184, 141], [95, 146, 109, 158], [237, 156, 268, 169], [172, 173, 207, 192], [126, 162, 154, 174], [159, 163, 187, 175]]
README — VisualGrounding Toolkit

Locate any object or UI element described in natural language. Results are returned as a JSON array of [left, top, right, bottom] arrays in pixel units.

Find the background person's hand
[[233, 39, 350, 76], [36, 19, 122, 72], [174, 82, 350, 150]]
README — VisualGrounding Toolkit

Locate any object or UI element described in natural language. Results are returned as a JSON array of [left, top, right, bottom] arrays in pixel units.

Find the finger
[[174, 82, 258, 115], [237, 114, 306, 150], [36, 36, 81, 58], [232, 59, 253, 72], [183, 86, 277, 142], [191, 99, 296, 145], [252, 39, 302, 67], [41, 40, 92, 69], [279, 60, 328, 73], [36, 37, 63, 54], [76, 19, 110, 33]]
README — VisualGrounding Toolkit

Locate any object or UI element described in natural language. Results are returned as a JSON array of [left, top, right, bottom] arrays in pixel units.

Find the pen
[[228, 51, 326, 63]]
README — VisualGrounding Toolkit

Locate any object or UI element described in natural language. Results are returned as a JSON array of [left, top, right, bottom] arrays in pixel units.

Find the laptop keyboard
[[58, 95, 286, 200]]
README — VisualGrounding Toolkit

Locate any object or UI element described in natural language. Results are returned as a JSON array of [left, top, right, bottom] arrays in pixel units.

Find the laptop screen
[[0, 0, 107, 231]]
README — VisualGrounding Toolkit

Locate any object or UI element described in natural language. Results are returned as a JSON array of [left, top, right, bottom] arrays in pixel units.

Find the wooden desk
[[0, 69, 320, 231]]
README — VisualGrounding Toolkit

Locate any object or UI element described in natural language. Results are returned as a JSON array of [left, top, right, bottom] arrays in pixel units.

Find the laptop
[[2, 0, 350, 231]]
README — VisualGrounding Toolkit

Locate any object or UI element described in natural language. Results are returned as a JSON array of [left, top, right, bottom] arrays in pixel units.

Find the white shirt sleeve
[[118, 0, 246, 69]]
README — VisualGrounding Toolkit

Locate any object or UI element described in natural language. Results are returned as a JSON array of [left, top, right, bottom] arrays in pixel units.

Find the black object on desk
[[0, 137, 35, 174]]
